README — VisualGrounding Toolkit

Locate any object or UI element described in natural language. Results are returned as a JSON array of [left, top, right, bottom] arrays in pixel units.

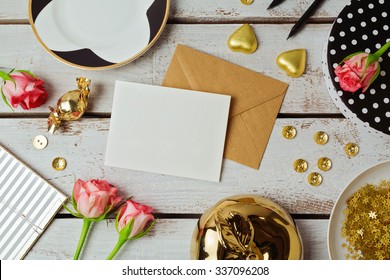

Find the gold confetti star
[[341, 180, 390, 260], [368, 211, 377, 219]]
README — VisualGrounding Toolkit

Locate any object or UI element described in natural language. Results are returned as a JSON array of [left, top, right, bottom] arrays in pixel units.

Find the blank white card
[[105, 82, 231, 182]]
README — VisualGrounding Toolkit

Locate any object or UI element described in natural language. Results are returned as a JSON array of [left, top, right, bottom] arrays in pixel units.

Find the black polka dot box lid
[[322, 0, 390, 137]]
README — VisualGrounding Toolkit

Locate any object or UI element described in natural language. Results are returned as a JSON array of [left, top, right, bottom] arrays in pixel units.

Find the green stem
[[73, 219, 92, 260], [373, 40, 390, 60], [106, 236, 127, 260]]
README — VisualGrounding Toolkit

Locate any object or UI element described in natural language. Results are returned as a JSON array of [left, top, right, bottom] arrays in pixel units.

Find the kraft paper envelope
[[105, 81, 231, 182], [163, 45, 289, 169]]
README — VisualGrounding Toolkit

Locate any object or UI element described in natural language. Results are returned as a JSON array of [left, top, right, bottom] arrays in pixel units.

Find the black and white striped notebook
[[0, 145, 67, 259]]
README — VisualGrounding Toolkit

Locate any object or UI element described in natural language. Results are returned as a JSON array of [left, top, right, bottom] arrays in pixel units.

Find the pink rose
[[73, 179, 122, 219], [334, 52, 379, 93], [2, 71, 48, 109], [117, 200, 154, 238]]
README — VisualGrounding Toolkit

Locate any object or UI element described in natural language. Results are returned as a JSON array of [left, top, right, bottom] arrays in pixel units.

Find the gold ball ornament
[[190, 195, 303, 260], [227, 24, 258, 54], [52, 157, 67, 171], [276, 49, 306, 78]]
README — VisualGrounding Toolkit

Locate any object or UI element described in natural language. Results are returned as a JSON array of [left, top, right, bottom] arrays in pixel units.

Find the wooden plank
[[25, 218, 329, 260], [1, 118, 389, 215], [0, 24, 339, 115], [1, 0, 344, 23]]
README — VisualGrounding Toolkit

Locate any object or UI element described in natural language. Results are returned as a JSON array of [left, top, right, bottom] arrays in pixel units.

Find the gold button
[[345, 143, 359, 157], [294, 159, 308, 173], [241, 0, 254, 5], [52, 157, 67, 171], [308, 172, 322, 186], [282, 126, 297, 139], [33, 135, 48, 150], [318, 157, 332, 171], [314, 131, 329, 145]]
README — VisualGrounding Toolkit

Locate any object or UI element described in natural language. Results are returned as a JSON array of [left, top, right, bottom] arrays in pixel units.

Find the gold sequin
[[314, 131, 329, 145], [341, 180, 390, 259], [52, 157, 67, 171], [308, 172, 322, 186], [241, 0, 254, 4], [317, 157, 332, 171], [282, 126, 297, 139], [293, 159, 308, 173], [344, 143, 359, 157]]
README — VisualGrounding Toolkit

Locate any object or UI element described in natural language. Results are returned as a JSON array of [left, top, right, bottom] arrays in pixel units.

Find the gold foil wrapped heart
[[48, 77, 91, 134], [276, 49, 306, 78], [228, 24, 258, 54]]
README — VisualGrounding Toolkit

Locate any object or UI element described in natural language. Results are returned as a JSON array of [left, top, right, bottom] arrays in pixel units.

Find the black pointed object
[[267, 0, 287, 10], [287, 0, 325, 40]]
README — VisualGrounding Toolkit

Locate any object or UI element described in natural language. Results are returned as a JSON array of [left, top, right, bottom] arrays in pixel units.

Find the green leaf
[[62, 203, 83, 218], [0, 71, 15, 86], [1, 86, 14, 111], [118, 218, 134, 240]]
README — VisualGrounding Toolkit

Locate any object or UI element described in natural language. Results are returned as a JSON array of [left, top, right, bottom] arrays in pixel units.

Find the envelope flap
[[163, 45, 288, 117]]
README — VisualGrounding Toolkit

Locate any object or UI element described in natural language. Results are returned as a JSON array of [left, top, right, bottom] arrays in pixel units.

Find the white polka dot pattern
[[325, 0, 390, 136]]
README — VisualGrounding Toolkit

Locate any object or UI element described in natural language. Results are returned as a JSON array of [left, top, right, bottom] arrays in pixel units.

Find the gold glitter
[[52, 157, 67, 171], [308, 172, 322, 186], [314, 131, 329, 145], [317, 157, 332, 171], [282, 126, 297, 139], [344, 143, 359, 157], [293, 159, 308, 173], [341, 180, 390, 259], [241, 0, 254, 4]]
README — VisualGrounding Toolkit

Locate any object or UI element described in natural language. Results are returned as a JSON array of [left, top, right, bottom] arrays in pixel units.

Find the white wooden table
[[1, 0, 389, 260]]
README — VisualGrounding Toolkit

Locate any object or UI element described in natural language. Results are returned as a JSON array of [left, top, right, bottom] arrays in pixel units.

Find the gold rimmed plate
[[28, 0, 170, 70], [328, 161, 390, 259]]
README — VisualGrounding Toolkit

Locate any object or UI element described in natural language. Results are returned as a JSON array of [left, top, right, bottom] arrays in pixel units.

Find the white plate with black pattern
[[29, 0, 170, 70], [323, 0, 390, 137]]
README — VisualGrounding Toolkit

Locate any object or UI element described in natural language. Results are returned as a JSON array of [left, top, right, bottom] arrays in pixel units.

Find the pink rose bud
[[334, 52, 379, 93], [117, 200, 154, 238], [2, 71, 48, 109], [73, 179, 122, 219]]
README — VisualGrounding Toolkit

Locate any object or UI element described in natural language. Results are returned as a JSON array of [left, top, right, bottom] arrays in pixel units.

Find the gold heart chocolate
[[228, 24, 258, 54], [276, 49, 306, 78]]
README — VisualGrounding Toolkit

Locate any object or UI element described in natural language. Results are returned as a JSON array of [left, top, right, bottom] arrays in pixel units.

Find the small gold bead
[[282, 126, 297, 139], [345, 143, 359, 157], [294, 159, 308, 173], [318, 157, 332, 171], [308, 172, 322, 186], [314, 131, 329, 145]]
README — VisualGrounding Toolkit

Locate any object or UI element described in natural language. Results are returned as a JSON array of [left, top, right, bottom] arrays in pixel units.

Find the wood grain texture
[[1, 0, 345, 23], [0, 24, 339, 115], [25, 218, 329, 260], [1, 118, 389, 215]]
